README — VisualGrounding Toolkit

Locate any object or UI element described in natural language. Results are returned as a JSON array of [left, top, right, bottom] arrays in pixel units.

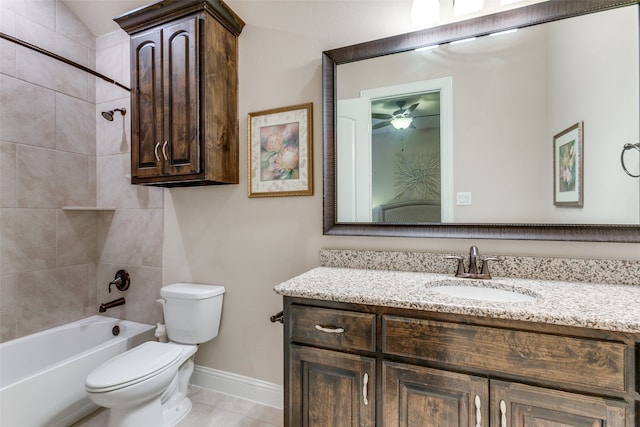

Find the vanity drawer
[[382, 316, 626, 392], [289, 305, 376, 352]]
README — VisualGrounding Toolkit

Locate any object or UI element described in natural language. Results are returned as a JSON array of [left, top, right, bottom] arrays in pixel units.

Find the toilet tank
[[159, 283, 225, 344]]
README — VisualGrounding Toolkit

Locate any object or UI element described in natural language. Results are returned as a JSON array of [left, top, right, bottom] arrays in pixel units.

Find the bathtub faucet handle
[[109, 270, 130, 293]]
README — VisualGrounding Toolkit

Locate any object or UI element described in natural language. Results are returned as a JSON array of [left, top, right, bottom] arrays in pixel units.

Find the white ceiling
[[61, 0, 547, 39], [61, 0, 151, 36]]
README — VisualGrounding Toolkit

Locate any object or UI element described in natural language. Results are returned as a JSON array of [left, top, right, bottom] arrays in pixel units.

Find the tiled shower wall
[[0, 0, 163, 343]]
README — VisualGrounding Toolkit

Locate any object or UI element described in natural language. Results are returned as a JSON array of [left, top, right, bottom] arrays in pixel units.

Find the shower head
[[102, 108, 127, 121]]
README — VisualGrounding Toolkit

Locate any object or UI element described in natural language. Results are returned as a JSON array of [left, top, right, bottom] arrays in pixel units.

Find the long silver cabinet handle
[[162, 141, 168, 160], [154, 142, 161, 162], [363, 373, 369, 406], [475, 395, 482, 427], [500, 400, 507, 427], [314, 325, 344, 334]]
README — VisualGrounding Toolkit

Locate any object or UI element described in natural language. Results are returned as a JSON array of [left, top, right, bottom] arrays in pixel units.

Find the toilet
[[85, 283, 225, 427]]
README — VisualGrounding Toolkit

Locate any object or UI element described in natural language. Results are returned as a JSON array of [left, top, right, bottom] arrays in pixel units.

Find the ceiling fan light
[[391, 117, 413, 130]]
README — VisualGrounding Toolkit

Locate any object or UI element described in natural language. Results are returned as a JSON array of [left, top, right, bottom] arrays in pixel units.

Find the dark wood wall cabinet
[[115, 0, 244, 186], [283, 297, 640, 427]]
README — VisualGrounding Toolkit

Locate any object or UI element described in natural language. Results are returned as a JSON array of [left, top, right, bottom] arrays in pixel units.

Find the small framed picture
[[553, 121, 583, 207], [248, 103, 313, 197]]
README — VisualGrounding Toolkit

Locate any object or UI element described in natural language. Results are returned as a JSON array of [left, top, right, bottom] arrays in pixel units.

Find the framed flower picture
[[248, 103, 313, 197], [553, 121, 583, 207]]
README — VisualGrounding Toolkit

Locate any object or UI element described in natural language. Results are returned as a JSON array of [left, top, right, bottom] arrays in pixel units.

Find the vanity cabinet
[[115, 0, 244, 186], [284, 298, 637, 427]]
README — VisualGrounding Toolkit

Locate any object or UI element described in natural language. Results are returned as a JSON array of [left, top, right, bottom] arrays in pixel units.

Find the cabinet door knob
[[500, 400, 507, 427], [314, 324, 345, 334], [363, 372, 369, 406], [162, 141, 168, 160], [154, 142, 161, 162]]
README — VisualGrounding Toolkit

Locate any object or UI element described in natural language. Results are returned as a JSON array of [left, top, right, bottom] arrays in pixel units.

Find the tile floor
[[72, 386, 283, 427]]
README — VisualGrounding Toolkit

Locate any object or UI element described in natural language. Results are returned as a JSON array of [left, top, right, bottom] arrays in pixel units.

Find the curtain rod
[[0, 32, 131, 92]]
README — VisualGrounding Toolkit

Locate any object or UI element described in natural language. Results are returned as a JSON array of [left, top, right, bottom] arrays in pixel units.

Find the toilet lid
[[85, 342, 183, 392]]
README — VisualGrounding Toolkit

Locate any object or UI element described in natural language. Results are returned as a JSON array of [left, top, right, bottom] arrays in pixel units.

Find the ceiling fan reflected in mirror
[[371, 94, 441, 131], [372, 100, 419, 130]]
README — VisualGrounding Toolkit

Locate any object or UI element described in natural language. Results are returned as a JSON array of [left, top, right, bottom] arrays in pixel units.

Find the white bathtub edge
[[191, 365, 283, 410]]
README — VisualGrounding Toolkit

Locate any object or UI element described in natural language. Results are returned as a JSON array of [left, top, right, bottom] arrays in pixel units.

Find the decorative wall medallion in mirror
[[323, 0, 640, 242]]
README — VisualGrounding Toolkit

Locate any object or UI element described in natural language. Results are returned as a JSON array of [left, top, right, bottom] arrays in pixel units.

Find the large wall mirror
[[323, 0, 640, 242]]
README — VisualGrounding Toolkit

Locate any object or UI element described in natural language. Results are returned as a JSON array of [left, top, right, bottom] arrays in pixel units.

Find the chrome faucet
[[446, 245, 500, 279]]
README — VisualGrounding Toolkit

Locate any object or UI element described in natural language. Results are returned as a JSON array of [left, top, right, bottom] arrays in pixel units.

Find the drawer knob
[[314, 324, 345, 334]]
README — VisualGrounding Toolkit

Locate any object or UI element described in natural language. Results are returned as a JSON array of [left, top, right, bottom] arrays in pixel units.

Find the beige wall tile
[[88, 155, 97, 206], [0, 39, 16, 76], [0, 75, 55, 147], [16, 264, 91, 336], [97, 208, 162, 267], [95, 43, 124, 83], [0, 142, 17, 207], [0, 9, 16, 75], [56, 150, 92, 207], [1, 0, 56, 31], [96, 154, 124, 207], [0, 6, 16, 36], [122, 182, 164, 210], [17, 145, 57, 208], [15, 13, 89, 67], [56, 209, 97, 267], [16, 48, 88, 100], [0, 208, 56, 274], [56, 93, 96, 155], [96, 30, 129, 51], [0, 273, 18, 342]]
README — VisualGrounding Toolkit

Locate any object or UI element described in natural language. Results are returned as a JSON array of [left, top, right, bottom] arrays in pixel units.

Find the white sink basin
[[429, 284, 536, 303]]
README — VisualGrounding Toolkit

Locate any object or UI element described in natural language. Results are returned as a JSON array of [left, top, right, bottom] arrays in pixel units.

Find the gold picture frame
[[248, 103, 313, 197]]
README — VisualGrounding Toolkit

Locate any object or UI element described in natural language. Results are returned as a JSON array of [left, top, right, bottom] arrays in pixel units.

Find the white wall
[[163, 0, 640, 390]]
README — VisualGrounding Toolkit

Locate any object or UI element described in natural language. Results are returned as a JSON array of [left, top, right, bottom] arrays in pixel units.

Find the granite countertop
[[274, 266, 640, 334]]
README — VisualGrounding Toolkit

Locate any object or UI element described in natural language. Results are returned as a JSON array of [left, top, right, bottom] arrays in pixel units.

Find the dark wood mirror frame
[[323, 0, 640, 242]]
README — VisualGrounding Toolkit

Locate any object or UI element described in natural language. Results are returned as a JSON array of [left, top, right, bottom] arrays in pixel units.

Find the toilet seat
[[86, 342, 184, 393]]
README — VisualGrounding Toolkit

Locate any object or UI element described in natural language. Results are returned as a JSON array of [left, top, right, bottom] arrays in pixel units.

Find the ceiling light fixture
[[390, 117, 413, 130]]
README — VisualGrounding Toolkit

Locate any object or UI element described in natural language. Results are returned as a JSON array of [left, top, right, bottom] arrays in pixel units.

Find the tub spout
[[99, 297, 125, 313]]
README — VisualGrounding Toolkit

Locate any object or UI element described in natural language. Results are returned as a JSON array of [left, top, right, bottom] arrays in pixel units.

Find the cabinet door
[[289, 345, 375, 427], [491, 380, 628, 427], [131, 28, 164, 179], [383, 362, 489, 427], [163, 17, 200, 177]]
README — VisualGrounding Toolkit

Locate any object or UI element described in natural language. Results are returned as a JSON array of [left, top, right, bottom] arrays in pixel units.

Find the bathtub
[[0, 315, 155, 427]]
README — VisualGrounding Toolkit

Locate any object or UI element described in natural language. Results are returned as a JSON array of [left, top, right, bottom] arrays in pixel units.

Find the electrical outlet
[[456, 192, 472, 206]]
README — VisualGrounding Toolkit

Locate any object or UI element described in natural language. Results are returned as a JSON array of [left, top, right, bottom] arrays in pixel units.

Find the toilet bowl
[[85, 283, 225, 427]]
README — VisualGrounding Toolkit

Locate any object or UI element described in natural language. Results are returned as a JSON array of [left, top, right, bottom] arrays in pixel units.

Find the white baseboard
[[191, 365, 284, 410]]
